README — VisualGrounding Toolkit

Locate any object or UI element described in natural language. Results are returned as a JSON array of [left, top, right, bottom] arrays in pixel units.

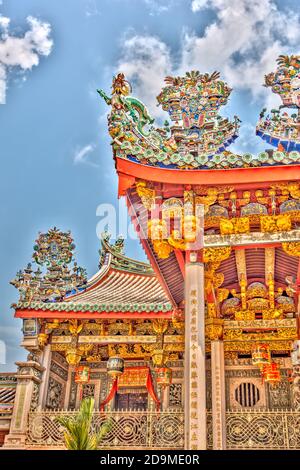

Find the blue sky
[[0, 0, 299, 370]]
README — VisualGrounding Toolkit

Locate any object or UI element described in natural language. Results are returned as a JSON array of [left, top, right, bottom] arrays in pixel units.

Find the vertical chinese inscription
[[189, 289, 199, 450]]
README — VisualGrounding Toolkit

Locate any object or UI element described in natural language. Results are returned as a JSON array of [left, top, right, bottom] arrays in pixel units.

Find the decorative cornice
[[204, 229, 300, 248], [14, 300, 173, 313]]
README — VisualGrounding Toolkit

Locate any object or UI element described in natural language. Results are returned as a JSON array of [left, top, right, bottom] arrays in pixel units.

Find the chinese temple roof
[[98, 59, 300, 172], [12, 230, 173, 317]]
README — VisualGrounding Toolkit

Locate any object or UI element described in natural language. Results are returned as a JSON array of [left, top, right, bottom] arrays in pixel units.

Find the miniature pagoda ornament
[[256, 55, 300, 152], [157, 70, 240, 155], [11, 227, 87, 305], [98, 70, 240, 170]]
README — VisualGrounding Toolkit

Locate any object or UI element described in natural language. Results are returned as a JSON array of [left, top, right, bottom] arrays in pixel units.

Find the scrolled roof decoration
[[157, 70, 240, 156], [32, 227, 75, 266], [257, 55, 300, 152], [99, 65, 300, 170], [264, 55, 300, 107], [11, 228, 87, 304]]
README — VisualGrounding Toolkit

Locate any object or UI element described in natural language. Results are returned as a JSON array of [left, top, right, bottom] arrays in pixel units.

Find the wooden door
[[115, 392, 148, 411]]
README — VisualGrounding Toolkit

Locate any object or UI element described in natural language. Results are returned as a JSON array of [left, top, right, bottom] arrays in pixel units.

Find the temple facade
[[1, 55, 300, 450]]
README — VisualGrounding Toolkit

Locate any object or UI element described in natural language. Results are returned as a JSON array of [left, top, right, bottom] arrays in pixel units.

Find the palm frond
[[56, 397, 110, 450]]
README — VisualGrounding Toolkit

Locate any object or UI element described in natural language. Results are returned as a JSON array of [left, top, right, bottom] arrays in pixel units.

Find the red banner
[[100, 378, 118, 411], [99, 367, 160, 411]]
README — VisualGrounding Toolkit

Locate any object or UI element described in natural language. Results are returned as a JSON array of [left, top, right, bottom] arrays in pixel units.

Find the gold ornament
[[217, 288, 229, 303], [38, 333, 48, 348], [152, 319, 169, 335], [203, 246, 231, 263], [205, 318, 224, 340], [168, 231, 186, 250], [148, 219, 167, 240], [65, 346, 82, 365], [68, 320, 83, 336], [183, 215, 199, 243], [271, 182, 300, 200], [220, 217, 250, 235], [152, 239, 173, 259], [262, 308, 283, 320], [207, 303, 217, 319], [260, 214, 291, 233], [136, 181, 155, 210], [224, 340, 293, 353], [152, 349, 168, 367], [282, 242, 300, 257], [235, 310, 255, 321]]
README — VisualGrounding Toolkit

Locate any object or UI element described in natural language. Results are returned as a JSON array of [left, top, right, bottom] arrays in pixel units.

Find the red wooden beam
[[117, 158, 300, 193], [15, 309, 173, 320]]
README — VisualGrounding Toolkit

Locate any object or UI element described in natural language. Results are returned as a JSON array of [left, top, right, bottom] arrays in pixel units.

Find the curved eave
[[116, 157, 300, 194]]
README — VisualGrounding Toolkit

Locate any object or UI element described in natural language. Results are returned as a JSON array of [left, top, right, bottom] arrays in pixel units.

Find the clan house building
[[2, 55, 300, 450]]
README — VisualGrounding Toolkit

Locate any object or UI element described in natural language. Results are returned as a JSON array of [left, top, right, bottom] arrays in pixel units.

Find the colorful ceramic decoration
[[10, 228, 87, 304], [99, 64, 300, 170], [257, 55, 300, 151]]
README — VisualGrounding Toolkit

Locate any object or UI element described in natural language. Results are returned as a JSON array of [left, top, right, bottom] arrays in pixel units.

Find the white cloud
[[115, 0, 300, 132], [117, 34, 172, 118], [184, 0, 300, 100], [143, 0, 174, 15], [74, 144, 98, 167], [191, 0, 208, 11], [85, 0, 101, 17], [0, 15, 10, 32], [0, 15, 53, 104], [231, 122, 266, 155]]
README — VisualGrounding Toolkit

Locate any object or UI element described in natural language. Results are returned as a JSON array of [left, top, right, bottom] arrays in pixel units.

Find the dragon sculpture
[[97, 73, 154, 136]]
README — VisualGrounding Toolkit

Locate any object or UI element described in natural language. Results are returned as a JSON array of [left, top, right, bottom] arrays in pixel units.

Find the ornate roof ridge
[[13, 300, 173, 313], [98, 56, 300, 171], [99, 231, 154, 275]]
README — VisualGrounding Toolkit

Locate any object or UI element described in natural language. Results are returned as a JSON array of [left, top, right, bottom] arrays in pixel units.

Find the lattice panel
[[26, 409, 300, 449], [226, 411, 300, 449], [82, 384, 95, 400], [168, 383, 183, 408], [149, 413, 184, 448], [26, 410, 185, 449], [93, 414, 148, 447]]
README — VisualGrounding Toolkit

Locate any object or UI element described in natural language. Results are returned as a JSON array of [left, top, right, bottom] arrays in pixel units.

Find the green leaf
[[55, 397, 110, 450]]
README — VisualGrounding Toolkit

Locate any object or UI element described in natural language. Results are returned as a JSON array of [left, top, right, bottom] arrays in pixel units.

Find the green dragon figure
[[97, 73, 154, 136]]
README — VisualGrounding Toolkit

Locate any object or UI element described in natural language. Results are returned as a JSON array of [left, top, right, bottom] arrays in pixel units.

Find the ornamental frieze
[[223, 327, 297, 342], [205, 229, 300, 248], [223, 340, 293, 353]]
